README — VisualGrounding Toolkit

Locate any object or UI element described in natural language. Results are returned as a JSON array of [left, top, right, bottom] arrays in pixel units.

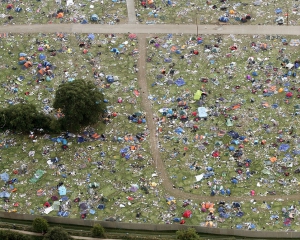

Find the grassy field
[[146, 33, 300, 197], [0, 33, 161, 224], [0, 0, 127, 25], [145, 33, 300, 229], [135, 0, 299, 25], [0, 32, 300, 232]]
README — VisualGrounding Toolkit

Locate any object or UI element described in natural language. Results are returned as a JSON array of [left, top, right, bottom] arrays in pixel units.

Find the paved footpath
[[0, 24, 300, 35], [126, 0, 136, 24]]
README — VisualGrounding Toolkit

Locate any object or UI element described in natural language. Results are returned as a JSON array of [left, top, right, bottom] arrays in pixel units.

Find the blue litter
[[236, 224, 243, 229], [98, 204, 105, 210], [120, 147, 129, 154], [0, 191, 10, 198], [39, 54, 46, 60], [90, 14, 99, 21], [0, 173, 9, 181], [90, 209, 96, 214], [226, 189, 231, 195], [231, 139, 240, 145], [228, 131, 239, 139], [166, 196, 175, 201], [62, 212, 69, 217], [219, 212, 230, 218], [175, 127, 184, 134], [231, 178, 238, 184], [61, 196, 68, 201], [293, 150, 300, 155], [88, 33, 95, 40], [219, 16, 229, 22], [218, 207, 224, 212], [174, 77, 185, 86], [77, 137, 85, 143], [249, 224, 256, 229], [279, 144, 289, 151], [236, 211, 244, 217]]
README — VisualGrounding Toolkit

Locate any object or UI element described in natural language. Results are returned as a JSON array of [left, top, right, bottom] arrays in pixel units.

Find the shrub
[[0, 230, 33, 240], [176, 228, 200, 240], [32, 217, 49, 233], [91, 224, 106, 238], [43, 227, 71, 240]]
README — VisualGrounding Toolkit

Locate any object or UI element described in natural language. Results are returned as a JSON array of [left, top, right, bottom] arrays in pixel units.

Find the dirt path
[[137, 34, 300, 202]]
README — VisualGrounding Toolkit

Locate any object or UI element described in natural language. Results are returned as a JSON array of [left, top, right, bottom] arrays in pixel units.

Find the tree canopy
[[0, 103, 51, 132], [53, 79, 105, 131]]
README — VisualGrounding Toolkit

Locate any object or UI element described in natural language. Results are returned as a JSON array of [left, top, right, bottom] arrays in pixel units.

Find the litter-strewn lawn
[[1, 32, 300, 231], [146, 33, 300, 197], [0, 0, 127, 25], [0, 33, 160, 224], [135, 0, 300, 25]]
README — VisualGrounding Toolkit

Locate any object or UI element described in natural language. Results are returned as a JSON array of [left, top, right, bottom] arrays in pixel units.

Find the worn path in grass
[[0, 24, 300, 35], [136, 34, 300, 202]]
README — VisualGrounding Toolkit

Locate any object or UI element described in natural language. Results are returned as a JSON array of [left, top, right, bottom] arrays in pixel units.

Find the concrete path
[[126, 0, 136, 24], [0, 24, 300, 35]]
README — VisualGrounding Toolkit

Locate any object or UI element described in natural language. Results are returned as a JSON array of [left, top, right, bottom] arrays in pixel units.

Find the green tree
[[53, 79, 106, 131], [176, 227, 200, 240], [43, 227, 71, 240], [32, 217, 49, 233], [0, 103, 53, 132], [91, 224, 106, 238]]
